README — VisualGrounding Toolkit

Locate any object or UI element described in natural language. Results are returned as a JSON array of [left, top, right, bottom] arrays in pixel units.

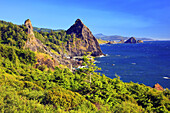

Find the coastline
[[95, 41, 170, 89]]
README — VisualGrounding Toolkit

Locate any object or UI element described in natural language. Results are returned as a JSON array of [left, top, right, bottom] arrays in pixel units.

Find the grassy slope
[[97, 39, 109, 44]]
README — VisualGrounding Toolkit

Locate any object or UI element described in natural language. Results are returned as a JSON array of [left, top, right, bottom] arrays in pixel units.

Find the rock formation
[[66, 19, 103, 56], [106, 41, 117, 44], [119, 39, 124, 43], [153, 83, 164, 91], [137, 40, 143, 43], [24, 19, 83, 70], [24, 19, 34, 35], [24, 19, 50, 52], [125, 37, 137, 43], [125, 37, 143, 44]]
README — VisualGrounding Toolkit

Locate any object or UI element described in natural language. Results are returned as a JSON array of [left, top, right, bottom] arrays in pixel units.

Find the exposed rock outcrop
[[137, 40, 143, 43], [106, 41, 117, 44], [119, 39, 124, 43], [66, 19, 103, 56], [153, 83, 164, 91], [24, 19, 55, 54], [125, 37, 143, 44], [24, 19, 83, 70], [125, 37, 137, 43], [24, 19, 34, 35]]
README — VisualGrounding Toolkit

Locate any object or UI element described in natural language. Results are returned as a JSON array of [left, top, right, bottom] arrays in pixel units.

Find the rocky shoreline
[[97, 37, 143, 44]]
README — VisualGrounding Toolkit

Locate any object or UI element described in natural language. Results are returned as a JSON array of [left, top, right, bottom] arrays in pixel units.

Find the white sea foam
[[94, 61, 100, 63], [99, 55, 105, 57], [77, 66, 86, 69], [96, 54, 109, 58], [99, 44, 105, 46], [131, 63, 136, 65], [163, 77, 170, 79], [97, 54, 106, 58]]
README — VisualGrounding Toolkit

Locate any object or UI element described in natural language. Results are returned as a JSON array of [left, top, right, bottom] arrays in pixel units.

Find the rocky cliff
[[24, 19, 78, 69], [66, 19, 103, 56], [24, 19, 52, 52], [24, 19, 34, 35]]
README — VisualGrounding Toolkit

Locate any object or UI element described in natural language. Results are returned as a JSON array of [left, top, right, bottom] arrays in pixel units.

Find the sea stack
[[66, 19, 103, 56], [125, 37, 137, 43], [125, 37, 143, 44]]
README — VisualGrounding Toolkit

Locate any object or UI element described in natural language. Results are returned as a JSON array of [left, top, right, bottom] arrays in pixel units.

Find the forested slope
[[0, 20, 169, 112]]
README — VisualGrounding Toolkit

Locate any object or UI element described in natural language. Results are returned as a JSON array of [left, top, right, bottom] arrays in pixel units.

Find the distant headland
[[95, 33, 153, 44]]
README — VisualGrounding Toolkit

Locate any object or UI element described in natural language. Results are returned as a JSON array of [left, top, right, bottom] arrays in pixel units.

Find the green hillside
[[33, 26, 63, 33], [0, 20, 169, 112]]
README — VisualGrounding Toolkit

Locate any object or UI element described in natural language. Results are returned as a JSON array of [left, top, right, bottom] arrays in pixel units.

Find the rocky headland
[[97, 37, 144, 44], [24, 19, 103, 70]]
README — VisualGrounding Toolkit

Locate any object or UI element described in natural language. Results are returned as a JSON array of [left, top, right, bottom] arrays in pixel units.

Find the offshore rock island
[[124, 37, 143, 43], [95, 33, 152, 44]]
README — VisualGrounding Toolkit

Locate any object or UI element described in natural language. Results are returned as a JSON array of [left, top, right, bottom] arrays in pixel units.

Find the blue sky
[[0, 0, 170, 39]]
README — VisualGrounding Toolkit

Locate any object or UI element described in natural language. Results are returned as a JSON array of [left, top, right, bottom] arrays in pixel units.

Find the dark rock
[[106, 41, 116, 44], [66, 19, 103, 56], [119, 39, 124, 43], [153, 83, 164, 91], [125, 37, 137, 43], [137, 40, 143, 43]]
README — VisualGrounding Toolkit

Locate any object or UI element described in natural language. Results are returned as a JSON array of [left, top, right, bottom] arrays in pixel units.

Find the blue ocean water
[[95, 41, 170, 89]]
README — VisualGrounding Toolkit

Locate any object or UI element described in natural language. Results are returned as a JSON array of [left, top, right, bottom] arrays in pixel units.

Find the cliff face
[[24, 19, 48, 52], [24, 19, 34, 35], [24, 19, 60, 68], [66, 19, 103, 56], [24, 19, 82, 70]]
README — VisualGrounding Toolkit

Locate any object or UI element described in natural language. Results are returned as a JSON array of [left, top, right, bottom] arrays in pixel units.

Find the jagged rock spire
[[75, 19, 84, 25], [66, 19, 103, 56], [66, 19, 88, 39], [24, 19, 34, 35]]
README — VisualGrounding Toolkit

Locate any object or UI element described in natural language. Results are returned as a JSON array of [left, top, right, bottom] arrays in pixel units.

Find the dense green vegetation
[[97, 39, 109, 44], [0, 20, 170, 112], [33, 26, 63, 33], [0, 20, 73, 55], [34, 29, 76, 55], [0, 20, 28, 48]]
